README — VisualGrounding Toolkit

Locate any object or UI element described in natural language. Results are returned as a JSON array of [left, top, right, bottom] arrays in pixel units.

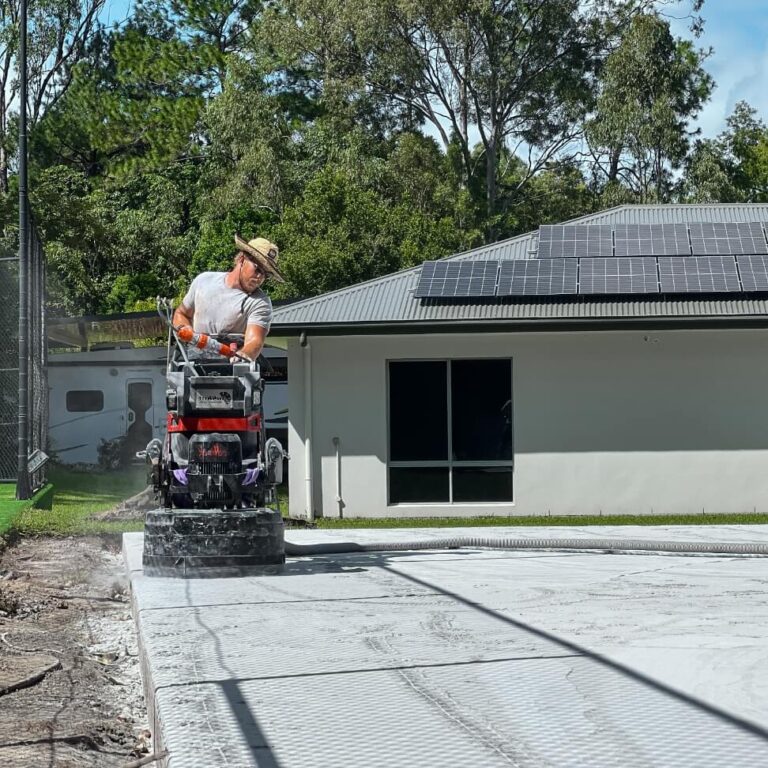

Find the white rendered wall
[[287, 329, 768, 519]]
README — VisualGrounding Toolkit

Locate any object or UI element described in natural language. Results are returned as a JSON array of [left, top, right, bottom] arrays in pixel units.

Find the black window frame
[[387, 358, 514, 505], [261, 356, 288, 383]]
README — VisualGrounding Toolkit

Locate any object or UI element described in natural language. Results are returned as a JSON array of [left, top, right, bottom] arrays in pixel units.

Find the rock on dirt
[[0, 535, 150, 767]]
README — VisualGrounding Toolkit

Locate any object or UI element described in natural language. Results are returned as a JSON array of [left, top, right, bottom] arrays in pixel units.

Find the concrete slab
[[124, 527, 768, 767]]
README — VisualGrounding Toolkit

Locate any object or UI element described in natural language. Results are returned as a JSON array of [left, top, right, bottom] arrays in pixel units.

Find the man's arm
[[173, 304, 194, 330], [241, 324, 267, 360]]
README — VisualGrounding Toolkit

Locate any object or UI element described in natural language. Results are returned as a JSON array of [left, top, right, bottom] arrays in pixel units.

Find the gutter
[[272, 314, 768, 337]]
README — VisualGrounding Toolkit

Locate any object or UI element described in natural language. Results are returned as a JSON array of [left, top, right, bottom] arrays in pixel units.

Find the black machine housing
[[143, 333, 285, 510]]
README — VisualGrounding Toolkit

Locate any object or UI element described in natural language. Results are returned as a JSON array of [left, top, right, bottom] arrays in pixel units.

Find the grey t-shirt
[[181, 272, 272, 335]]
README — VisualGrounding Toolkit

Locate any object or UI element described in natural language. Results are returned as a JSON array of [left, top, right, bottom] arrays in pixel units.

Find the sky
[[668, 0, 768, 138]]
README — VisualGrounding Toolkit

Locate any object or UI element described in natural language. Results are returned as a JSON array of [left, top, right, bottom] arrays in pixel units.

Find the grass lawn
[[315, 512, 768, 528], [12, 465, 768, 536], [0, 484, 34, 535], [15, 465, 148, 536], [14, 468, 288, 536]]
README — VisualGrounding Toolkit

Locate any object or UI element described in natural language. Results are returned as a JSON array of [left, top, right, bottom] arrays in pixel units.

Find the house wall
[[288, 329, 768, 518]]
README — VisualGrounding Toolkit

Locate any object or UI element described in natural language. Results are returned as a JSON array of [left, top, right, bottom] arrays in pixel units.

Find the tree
[[0, 0, 105, 191], [270, 130, 472, 297], [682, 102, 768, 204], [23, 0, 717, 318], [35, 0, 269, 177], [196, 56, 294, 225], [32, 164, 197, 314], [273, 166, 394, 297], [268, 0, 607, 234], [681, 139, 739, 203], [586, 13, 712, 202], [499, 158, 595, 235], [137, 0, 264, 89], [721, 102, 768, 202]]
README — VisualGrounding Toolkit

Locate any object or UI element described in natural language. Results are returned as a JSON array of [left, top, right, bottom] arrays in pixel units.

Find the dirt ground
[[0, 534, 152, 768]]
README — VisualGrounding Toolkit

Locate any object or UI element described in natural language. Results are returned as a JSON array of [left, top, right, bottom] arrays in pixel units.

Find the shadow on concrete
[[221, 679, 281, 768], [183, 580, 285, 768], [154, 547, 768, 765], [382, 562, 768, 744]]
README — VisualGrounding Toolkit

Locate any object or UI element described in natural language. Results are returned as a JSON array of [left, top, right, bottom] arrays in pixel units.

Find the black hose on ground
[[283, 537, 768, 557]]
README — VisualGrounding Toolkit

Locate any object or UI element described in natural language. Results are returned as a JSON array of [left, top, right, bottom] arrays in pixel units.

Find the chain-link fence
[[0, 227, 47, 489]]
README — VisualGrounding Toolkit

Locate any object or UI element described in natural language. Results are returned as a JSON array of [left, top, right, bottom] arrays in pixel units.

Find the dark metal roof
[[271, 205, 768, 333]]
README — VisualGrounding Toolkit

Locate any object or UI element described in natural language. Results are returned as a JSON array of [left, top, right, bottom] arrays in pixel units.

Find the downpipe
[[284, 537, 768, 557], [300, 332, 314, 522], [332, 436, 344, 519]]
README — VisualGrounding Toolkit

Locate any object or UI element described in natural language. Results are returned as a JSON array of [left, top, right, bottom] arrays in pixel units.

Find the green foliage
[[0, 485, 33, 535], [682, 139, 740, 203], [493, 157, 595, 237], [92, 28, 206, 172], [275, 167, 396, 297], [191, 206, 277, 276], [723, 102, 768, 202], [32, 164, 197, 314], [197, 56, 294, 221], [271, 130, 478, 297], [267, 0, 602, 226], [105, 273, 162, 313], [682, 102, 768, 204]]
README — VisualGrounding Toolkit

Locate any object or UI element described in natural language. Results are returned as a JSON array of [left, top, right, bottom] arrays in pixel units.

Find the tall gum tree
[[585, 12, 712, 202]]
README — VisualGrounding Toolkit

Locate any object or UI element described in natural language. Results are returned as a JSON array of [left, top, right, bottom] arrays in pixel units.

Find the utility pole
[[16, 0, 30, 500]]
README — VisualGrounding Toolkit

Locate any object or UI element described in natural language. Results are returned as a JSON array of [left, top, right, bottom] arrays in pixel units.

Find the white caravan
[[48, 345, 288, 465]]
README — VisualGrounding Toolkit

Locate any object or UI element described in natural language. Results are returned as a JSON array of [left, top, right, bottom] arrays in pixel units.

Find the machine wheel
[[142, 507, 285, 577]]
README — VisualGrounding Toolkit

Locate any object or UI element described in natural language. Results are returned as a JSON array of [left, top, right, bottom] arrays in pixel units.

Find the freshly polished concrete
[[124, 526, 768, 767]]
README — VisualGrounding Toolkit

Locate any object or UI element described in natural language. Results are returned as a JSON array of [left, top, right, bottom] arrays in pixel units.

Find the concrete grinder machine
[[139, 299, 287, 577]]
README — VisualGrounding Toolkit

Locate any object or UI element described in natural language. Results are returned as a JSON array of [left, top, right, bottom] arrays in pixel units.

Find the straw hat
[[234, 234, 284, 283]]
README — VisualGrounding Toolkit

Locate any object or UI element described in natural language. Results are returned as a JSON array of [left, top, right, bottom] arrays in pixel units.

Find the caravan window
[[66, 390, 104, 412], [261, 356, 288, 383]]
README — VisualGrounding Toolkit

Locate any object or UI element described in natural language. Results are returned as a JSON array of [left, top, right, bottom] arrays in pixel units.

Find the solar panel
[[736, 254, 768, 291], [414, 260, 499, 298], [658, 256, 740, 293], [614, 224, 690, 257], [497, 259, 578, 296], [578, 257, 659, 295], [538, 225, 613, 258], [689, 222, 768, 255]]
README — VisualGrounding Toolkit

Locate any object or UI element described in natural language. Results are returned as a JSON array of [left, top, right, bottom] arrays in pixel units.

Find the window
[[388, 359, 513, 504], [262, 357, 287, 383], [66, 390, 104, 412]]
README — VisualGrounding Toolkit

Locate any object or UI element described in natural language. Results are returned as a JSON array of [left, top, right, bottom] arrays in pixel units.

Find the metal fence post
[[16, 0, 30, 500]]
